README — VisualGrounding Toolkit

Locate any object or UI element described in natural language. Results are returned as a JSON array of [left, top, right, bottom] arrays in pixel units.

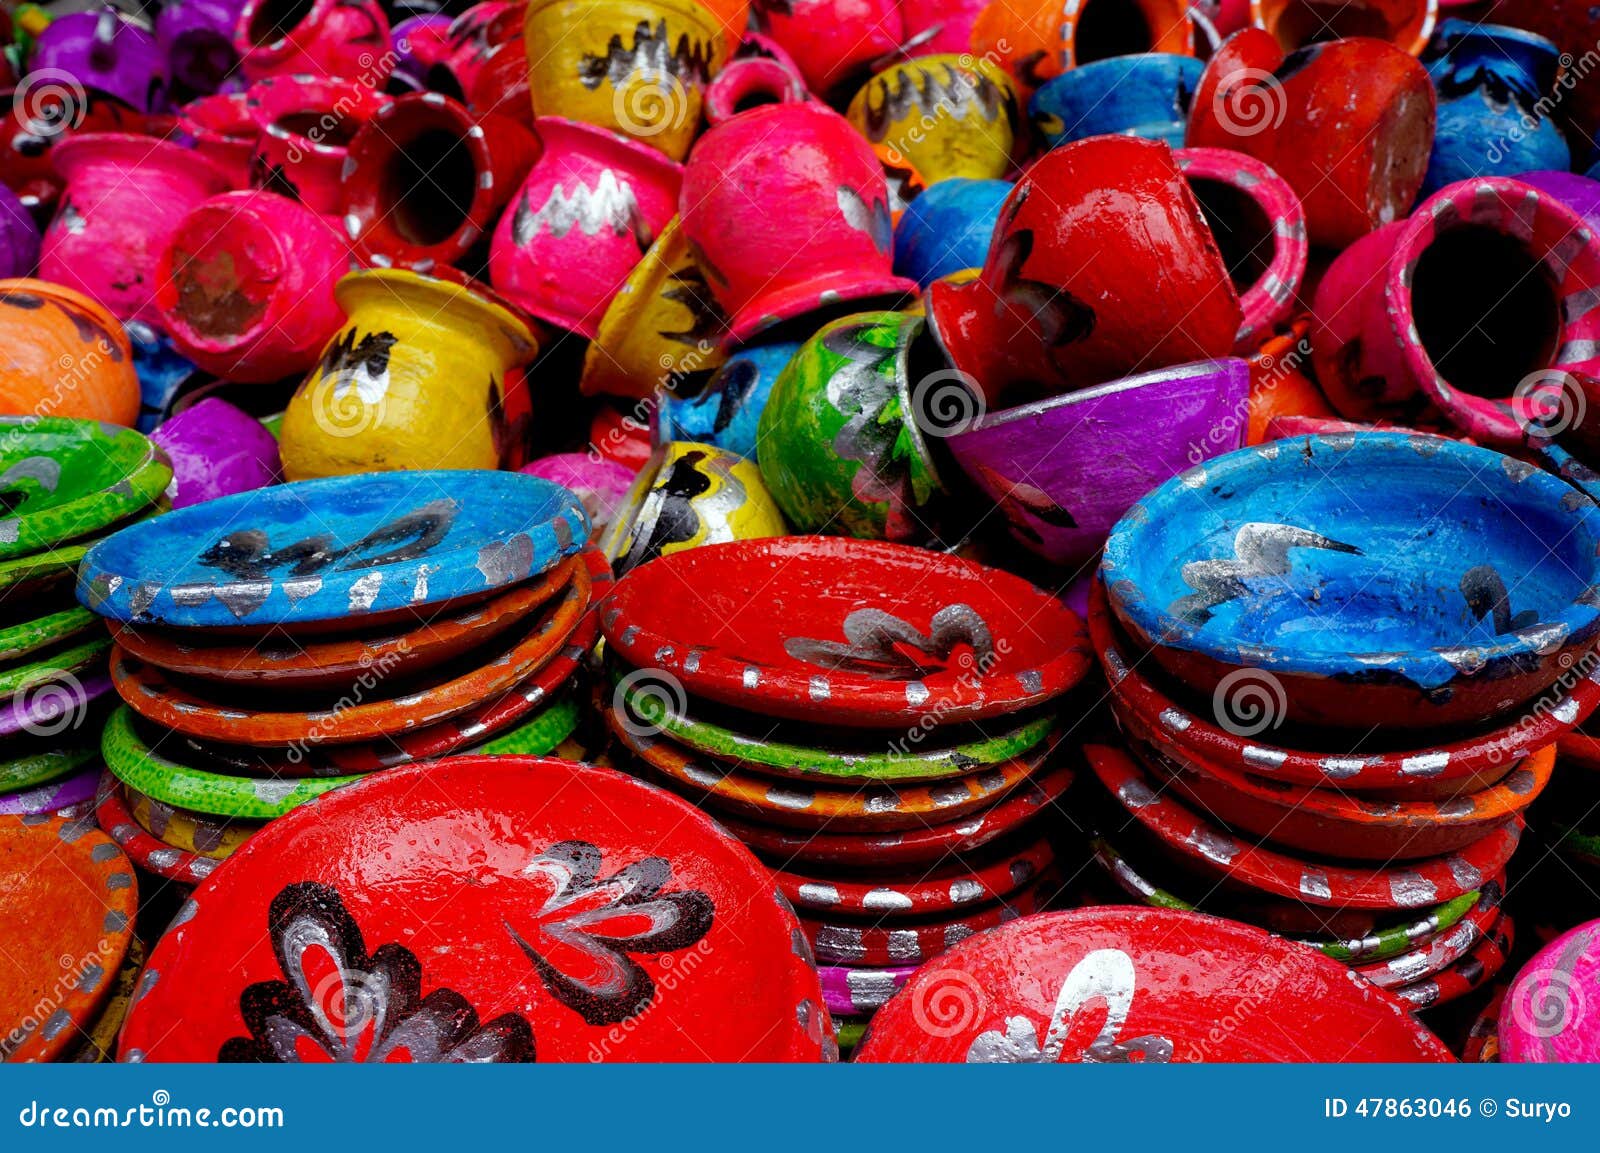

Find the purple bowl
[[947, 358, 1251, 570], [150, 396, 280, 507], [0, 765, 100, 816], [0, 672, 112, 739]]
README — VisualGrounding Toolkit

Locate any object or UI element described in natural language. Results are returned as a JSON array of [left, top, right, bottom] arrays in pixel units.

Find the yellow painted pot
[[580, 216, 730, 400], [602, 441, 786, 574], [846, 55, 1018, 184], [279, 268, 539, 481], [523, 0, 725, 162]]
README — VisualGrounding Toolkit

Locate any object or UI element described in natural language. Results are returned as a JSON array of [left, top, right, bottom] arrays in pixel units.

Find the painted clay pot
[[523, 0, 725, 161], [39, 133, 232, 327], [31, 8, 166, 112], [340, 92, 540, 269], [149, 396, 280, 507], [1486, 0, 1600, 165], [0, 84, 145, 218], [279, 266, 539, 479], [756, 311, 943, 541], [246, 75, 392, 216], [156, 0, 250, 100], [1498, 919, 1600, 1062], [1187, 30, 1436, 250], [1058, 0, 1196, 69], [681, 103, 916, 347], [489, 117, 682, 338], [899, 0, 990, 55], [176, 92, 259, 187], [749, 0, 900, 98], [466, 26, 532, 126], [388, 13, 455, 93], [926, 136, 1241, 410], [969, 0, 1062, 102], [1420, 21, 1568, 197], [126, 322, 203, 432], [0, 279, 140, 424], [591, 400, 654, 469], [1245, 316, 1331, 443], [580, 215, 730, 399], [0, 183, 39, 279], [948, 358, 1250, 568], [1175, 148, 1307, 352], [1032, 54, 1204, 148], [703, 55, 807, 125], [157, 189, 350, 383], [846, 55, 1019, 184], [659, 339, 798, 459], [1252, 0, 1435, 56], [1518, 170, 1600, 234], [234, 0, 394, 85], [521, 453, 635, 536], [893, 178, 1008, 290], [438, 1, 519, 97]]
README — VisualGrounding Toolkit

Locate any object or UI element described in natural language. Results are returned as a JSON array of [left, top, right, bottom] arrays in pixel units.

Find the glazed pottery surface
[[1057, 0, 1195, 69], [1031, 54, 1203, 148], [148, 396, 281, 508], [1252, 0, 1435, 55], [521, 454, 635, 535], [845, 55, 1018, 184], [750, 0, 900, 98], [118, 755, 833, 1062], [969, 0, 1063, 100], [892, 178, 1009, 290], [703, 56, 807, 125], [234, 0, 394, 84], [0, 279, 141, 425], [0, 183, 39, 279], [95, 771, 224, 884], [1499, 918, 1600, 1061], [175, 93, 259, 188], [32, 9, 165, 112], [245, 75, 392, 215], [657, 340, 798, 460], [157, 0, 249, 99], [0, 766, 100, 817], [777, 833, 1052, 916]]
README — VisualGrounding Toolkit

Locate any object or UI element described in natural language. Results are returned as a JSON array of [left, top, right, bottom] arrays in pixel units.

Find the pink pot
[[176, 92, 260, 188], [39, 133, 232, 328], [157, 189, 350, 383], [246, 74, 392, 215], [898, 0, 991, 55], [489, 116, 681, 338], [234, 0, 393, 85], [440, 1, 519, 97], [681, 102, 916, 347], [704, 57, 809, 125], [752, 0, 902, 97]]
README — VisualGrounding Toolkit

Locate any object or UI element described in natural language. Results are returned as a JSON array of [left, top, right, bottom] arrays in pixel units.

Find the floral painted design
[[785, 605, 995, 679]]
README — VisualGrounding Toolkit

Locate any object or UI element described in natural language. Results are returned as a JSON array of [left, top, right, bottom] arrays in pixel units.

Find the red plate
[[854, 908, 1456, 1062], [804, 876, 1052, 966], [95, 773, 222, 885], [118, 756, 834, 1063], [601, 537, 1092, 727], [1355, 892, 1503, 991], [1395, 914, 1514, 1010]]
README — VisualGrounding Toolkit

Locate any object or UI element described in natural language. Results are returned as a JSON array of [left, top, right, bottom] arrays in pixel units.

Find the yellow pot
[[580, 215, 730, 400], [524, 0, 725, 162], [846, 55, 1019, 184], [279, 268, 538, 481]]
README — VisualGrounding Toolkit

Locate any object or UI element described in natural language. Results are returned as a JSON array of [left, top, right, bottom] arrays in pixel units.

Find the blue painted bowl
[[1030, 54, 1204, 150], [78, 470, 589, 628], [658, 340, 800, 460], [1102, 432, 1600, 732], [892, 178, 1011, 289]]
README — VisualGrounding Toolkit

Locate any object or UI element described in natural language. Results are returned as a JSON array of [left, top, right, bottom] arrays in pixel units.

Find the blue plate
[[77, 471, 588, 628], [1102, 432, 1600, 731]]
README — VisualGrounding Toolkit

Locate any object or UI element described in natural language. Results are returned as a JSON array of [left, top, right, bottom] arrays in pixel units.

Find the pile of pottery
[[75, 469, 598, 885], [1082, 431, 1600, 1010], [0, 416, 171, 822], [598, 535, 1093, 1050]]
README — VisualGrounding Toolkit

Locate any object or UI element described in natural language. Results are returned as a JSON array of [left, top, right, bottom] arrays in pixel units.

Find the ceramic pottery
[[125, 323, 200, 433], [0, 83, 146, 218], [1489, 0, 1600, 162], [749, 0, 899, 98], [856, 907, 1452, 1062], [703, 55, 807, 125], [0, 767, 100, 817], [279, 266, 538, 480], [95, 772, 224, 883], [467, 691, 582, 754], [1499, 918, 1600, 1061], [388, 13, 454, 93], [466, 21, 533, 127], [31, 8, 165, 112], [1057, 0, 1195, 70], [0, 814, 136, 1063], [819, 963, 915, 1015], [156, 0, 249, 100], [590, 400, 654, 470], [779, 835, 1053, 918], [756, 311, 942, 542], [926, 136, 1240, 410], [523, 0, 725, 161], [1421, 21, 1568, 196], [603, 441, 786, 575], [0, 183, 38, 279], [148, 397, 281, 508], [1245, 316, 1332, 441], [0, 279, 141, 425], [1187, 31, 1436, 250], [602, 536, 1091, 726], [234, 0, 394, 85], [39, 133, 231, 328], [845, 55, 1018, 185], [1394, 918, 1514, 1010], [1252, 0, 1435, 55], [803, 884, 1045, 966], [0, 601, 98, 664], [127, 786, 260, 860], [341, 91, 541, 269], [119, 755, 833, 1062], [489, 117, 683, 338], [521, 454, 636, 536], [892, 178, 1008, 290], [947, 358, 1250, 569], [438, 1, 520, 96], [657, 339, 798, 459], [1519, 170, 1600, 234], [245, 75, 393, 216], [158, 189, 349, 383], [1102, 432, 1600, 731], [1031, 54, 1204, 148], [0, 738, 99, 795], [968, 0, 1063, 101], [1174, 149, 1306, 352], [683, 103, 916, 346], [77, 469, 587, 626], [176, 92, 260, 188], [579, 214, 731, 400]]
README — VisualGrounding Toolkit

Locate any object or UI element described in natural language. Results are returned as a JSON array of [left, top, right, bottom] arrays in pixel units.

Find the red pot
[[246, 74, 392, 215], [234, 0, 393, 86], [440, 1, 522, 97], [926, 136, 1241, 409], [340, 92, 540, 270], [467, 35, 531, 128], [1187, 29, 1436, 249], [751, 0, 901, 98], [176, 92, 259, 189], [704, 56, 808, 125], [1252, 0, 1436, 55], [0, 85, 145, 217], [158, 189, 350, 382]]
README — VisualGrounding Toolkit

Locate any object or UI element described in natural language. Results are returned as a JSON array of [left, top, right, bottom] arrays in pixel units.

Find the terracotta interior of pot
[[1411, 224, 1560, 399], [1075, 0, 1158, 63], [248, 0, 315, 46], [1269, 0, 1397, 49], [1185, 176, 1273, 296], [380, 124, 479, 246]]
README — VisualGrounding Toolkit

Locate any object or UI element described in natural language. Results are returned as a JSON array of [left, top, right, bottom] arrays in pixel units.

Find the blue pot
[[127, 322, 201, 434], [1030, 54, 1203, 150], [659, 341, 801, 461], [1421, 20, 1570, 197], [892, 178, 1011, 289]]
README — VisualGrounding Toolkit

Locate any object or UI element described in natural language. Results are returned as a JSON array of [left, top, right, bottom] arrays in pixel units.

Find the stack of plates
[[598, 536, 1093, 1052], [0, 418, 171, 819], [75, 471, 597, 886]]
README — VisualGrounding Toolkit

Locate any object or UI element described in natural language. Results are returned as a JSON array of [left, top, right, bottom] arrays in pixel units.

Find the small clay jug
[[704, 56, 807, 125], [234, 0, 394, 86], [1058, 0, 1195, 69], [1252, 0, 1435, 56], [0, 278, 141, 425], [748, 0, 900, 99], [892, 178, 1010, 289], [176, 92, 259, 188], [1031, 53, 1203, 148], [0, 85, 145, 218], [31, 7, 166, 112], [156, 0, 249, 101], [245, 74, 392, 215], [150, 397, 281, 507], [846, 55, 1019, 184]]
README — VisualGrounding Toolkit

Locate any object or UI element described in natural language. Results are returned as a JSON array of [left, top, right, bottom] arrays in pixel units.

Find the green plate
[[101, 705, 362, 820], [469, 691, 581, 755], [0, 417, 170, 560], [613, 672, 1054, 782], [0, 633, 110, 696], [0, 739, 97, 793], [0, 496, 167, 603], [0, 603, 97, 662]]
